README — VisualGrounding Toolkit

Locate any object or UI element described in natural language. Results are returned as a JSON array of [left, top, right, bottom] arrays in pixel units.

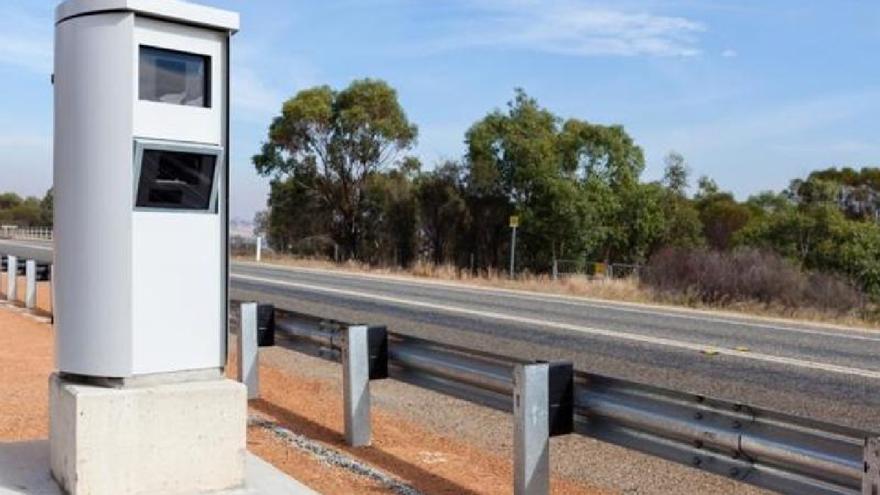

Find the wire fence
[[553, 259, 643, 281]]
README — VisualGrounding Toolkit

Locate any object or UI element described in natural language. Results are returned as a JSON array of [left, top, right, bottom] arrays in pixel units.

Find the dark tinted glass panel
[[139, 46, 210, 107], [136, 150, 217, 211]]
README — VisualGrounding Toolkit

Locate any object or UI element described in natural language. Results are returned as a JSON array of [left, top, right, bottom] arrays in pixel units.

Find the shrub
[[643, 247, 862, 314]]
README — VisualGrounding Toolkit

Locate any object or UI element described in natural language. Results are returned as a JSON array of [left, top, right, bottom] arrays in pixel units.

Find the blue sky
[[1, 1, 878, 221]]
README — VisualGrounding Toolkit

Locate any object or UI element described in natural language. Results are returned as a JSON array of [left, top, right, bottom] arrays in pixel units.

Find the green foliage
[[464, 89, 663, 268], [696, 190, 752, 250], [662, 152, 689, 196], [253, 79, 418, 259], [252, 81, 879, 305], [738, 204, 880, 295], [415, 162, 467, 265], [361, 165, 420, 266], [0, 189, 52, 227]]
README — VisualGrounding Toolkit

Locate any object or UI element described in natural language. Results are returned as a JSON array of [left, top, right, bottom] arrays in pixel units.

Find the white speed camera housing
[[54, 0, 239, 378]]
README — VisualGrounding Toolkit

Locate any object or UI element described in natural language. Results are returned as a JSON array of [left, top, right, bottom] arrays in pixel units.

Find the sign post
[[509, 215, 519, 279]]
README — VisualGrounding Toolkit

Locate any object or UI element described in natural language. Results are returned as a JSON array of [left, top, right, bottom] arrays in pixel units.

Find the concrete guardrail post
[[0, 254, 5, 300], [343, 325, 371, 447], [6, 255, 17, 302], [238, 302, 260, 399], [49, 264, 55, 322], [514, 362, 550, 495], [25, 260, 36, 309]]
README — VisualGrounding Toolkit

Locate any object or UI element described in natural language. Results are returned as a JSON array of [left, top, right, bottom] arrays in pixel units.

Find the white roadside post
[[6, 255, 17, 302], [509, 215, 519, 279], [256, 235, 262, 262], [343, 325, 372, 447], [50, 2, 242, 494], [25, 259, 36, 309], [238, 302, 260, 399], [513, 362, 551, 495]]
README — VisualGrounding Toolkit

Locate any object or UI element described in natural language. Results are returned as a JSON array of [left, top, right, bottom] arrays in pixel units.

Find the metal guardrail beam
[[268, 308, 877, 495]]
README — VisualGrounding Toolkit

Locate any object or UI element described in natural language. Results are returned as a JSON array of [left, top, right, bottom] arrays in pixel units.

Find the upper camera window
[[139, 46, 210, 107]]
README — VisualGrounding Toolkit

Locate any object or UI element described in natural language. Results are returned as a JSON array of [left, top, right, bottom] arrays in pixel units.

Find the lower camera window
[[136, 149, 217, 211]]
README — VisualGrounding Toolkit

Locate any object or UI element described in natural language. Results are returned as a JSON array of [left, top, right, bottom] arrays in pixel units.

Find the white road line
[[232, 273, 880, 380], [234, 264, 880, 343]]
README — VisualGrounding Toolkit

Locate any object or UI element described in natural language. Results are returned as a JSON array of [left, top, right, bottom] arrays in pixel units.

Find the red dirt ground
[[0, 306, 605, 494]]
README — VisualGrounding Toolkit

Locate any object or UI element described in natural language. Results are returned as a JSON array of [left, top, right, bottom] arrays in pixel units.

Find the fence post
[[255, 236, 262, 262], [6, 255, 17, 302], [238, 302, 259, 399], [25, 260, 36, 309], [864, 437, 880, 495], [343, 325, 371, 447], [552, 259, 558, 281], [513, 362, 550, 495]]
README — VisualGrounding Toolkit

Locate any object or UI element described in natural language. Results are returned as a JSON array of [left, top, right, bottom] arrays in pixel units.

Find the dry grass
[[235, 254, 879, 330]]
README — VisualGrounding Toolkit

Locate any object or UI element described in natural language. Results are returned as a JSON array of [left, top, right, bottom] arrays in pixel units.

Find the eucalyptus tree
[[253, 79, 418, 259]]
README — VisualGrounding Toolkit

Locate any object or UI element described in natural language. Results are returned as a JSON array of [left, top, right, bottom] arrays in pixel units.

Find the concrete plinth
[[49, 373, 247, 495]]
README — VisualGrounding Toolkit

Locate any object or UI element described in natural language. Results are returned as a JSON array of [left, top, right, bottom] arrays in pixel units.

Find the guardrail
[[0, 253, 53, 313], [236, 304, 879, 495], [0, 226, 53, 241]]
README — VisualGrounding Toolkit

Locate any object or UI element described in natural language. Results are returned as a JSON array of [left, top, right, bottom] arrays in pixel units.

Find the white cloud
[[721, 48, 738, 58], [426, 1, 705, 57]]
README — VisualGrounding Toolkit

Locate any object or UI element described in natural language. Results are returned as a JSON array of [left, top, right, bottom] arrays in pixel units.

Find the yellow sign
[[509, 216, 520, 228]]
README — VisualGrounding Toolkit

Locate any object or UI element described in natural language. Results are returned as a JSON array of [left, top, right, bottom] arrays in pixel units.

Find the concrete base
[[0, 441, 317, 495], [49, 374, 247, 495]]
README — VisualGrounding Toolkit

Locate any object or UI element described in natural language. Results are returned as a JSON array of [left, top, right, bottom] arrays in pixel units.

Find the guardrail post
[[0, 254, 5, 300], [343, 325, 371, 447], [864, 437, 880, 495], [238, 302, 259, 399], [6, 255, 17, 302], [25, 260, 36, 309], [514, 362, 550, 495], [49, 264, 55, 323]]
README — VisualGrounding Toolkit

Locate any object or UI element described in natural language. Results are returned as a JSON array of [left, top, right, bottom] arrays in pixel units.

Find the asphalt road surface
[[230, 261, 880, 433], [0, 239, 53, 263]]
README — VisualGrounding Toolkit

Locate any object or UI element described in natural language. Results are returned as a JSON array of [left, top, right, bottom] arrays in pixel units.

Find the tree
[[415, 162, 467, 265], [261, 162, 333, 256], [738, 204, 880, 295], [695, 176, 719, 199], [361, 162, 420, 266], [464, 89, 561, 270], [40, 188, 53, 226], [662, 151, 689, 196], [697, 193, 752, 250], [253, 79, 418, 260], [464, 89, 650, 270], [0, 193, 22, 211]]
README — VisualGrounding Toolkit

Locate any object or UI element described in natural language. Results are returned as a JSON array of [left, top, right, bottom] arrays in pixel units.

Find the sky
[[1, 0, 878, 222]]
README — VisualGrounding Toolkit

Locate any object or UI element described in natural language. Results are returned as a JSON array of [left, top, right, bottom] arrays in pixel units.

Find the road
[[230, 262, 880, 432], [0, 240, 53, 263], [4, 239, 879, 429]]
